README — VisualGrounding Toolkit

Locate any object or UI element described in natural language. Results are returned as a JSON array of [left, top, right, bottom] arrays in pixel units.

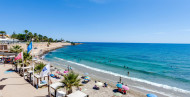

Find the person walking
[[119, 77, 122, 83]]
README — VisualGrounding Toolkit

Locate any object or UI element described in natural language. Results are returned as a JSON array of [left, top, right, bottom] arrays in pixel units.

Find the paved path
[[0, 64, 48, 97]]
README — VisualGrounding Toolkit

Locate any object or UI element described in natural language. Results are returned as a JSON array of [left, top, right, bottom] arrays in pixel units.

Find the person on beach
[[123, 90, 126, 94], [128, 71, 130, 76], [118, 88, 122, 92], [70, 66, 72, 70], [104, 82, 107, 87], [67, 65, 70, 71], [119, 77, 122, 83], [93, 85, 99, 90]]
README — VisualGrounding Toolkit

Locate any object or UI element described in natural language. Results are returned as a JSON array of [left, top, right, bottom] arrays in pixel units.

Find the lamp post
[[31, 38, 35, 86], [32, 57, 37, 86]]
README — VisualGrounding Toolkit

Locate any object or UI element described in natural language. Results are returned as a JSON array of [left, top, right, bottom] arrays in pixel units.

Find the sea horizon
[[78, 42, 190, 45]]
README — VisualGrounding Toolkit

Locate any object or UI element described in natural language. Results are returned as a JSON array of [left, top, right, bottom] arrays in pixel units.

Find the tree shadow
[[7, 77, 21, 78], [6, 83, 30, 85], [0, 85, 6, 90], [35, 95, 49, 97], [0, 78, 8, 82], [6, 68, 15, 71], [113, 89, 118, 93], [82, 81, 88, 84]]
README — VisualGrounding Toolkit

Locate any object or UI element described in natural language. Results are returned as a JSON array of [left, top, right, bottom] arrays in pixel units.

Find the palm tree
[[10, 45, 23, 54], [43, 36, 48, 42], [10, 45, 23, 71], [33, 33, 38, 42], [0, 31, 6, 38], [61, 71, 83, 94], [38, 34, 43, 42], [23, 51, 32, 66], [34, 62, 45, 74], [11, 32, 17, 39], [24, 30, 29, 41], [27, 32, 33, 41], [48, 38, 54, 42]]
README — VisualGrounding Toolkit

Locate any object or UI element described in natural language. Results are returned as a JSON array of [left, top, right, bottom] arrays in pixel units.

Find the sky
[[0, 0, 190, 43]]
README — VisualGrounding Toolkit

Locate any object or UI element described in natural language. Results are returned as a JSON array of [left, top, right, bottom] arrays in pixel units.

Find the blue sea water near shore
[[45, 42, 190, 96]]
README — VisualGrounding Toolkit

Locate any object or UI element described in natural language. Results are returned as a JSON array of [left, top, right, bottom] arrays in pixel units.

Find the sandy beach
[[8, 42, 71, 56]]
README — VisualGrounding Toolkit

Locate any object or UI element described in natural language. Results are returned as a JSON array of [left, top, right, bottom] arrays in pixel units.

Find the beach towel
[[50, 74, 54, 77], [4, 70, 14, 74], [40, 80, 47, 84]]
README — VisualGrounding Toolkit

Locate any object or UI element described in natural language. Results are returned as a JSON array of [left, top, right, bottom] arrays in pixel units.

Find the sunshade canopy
[[50, 82, 64, 90], [67, 91, 87, 97]]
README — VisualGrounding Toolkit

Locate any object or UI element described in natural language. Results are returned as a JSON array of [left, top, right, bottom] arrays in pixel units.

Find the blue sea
[[45, 42, 190, 96]]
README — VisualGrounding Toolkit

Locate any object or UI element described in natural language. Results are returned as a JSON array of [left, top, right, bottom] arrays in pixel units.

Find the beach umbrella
[[116, 83, 122, 88], [113, 92, 122, 97], [147, 94, 157, 97], [50, 74, 54, 77], [122, 85, 129, 90], [96, 82, 103, 87], [85, 76, 90, 79], [64, 71, 68, 73]]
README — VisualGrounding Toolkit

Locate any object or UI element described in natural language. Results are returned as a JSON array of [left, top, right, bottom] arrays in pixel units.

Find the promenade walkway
[[0, 64, 48, 97]]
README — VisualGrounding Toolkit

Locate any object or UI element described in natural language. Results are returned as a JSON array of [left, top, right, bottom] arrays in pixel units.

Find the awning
[[0, 52, 16, 56]]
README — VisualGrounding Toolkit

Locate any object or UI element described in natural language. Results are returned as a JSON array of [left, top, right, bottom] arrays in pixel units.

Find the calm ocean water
[[45, 43, 190, 92]]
